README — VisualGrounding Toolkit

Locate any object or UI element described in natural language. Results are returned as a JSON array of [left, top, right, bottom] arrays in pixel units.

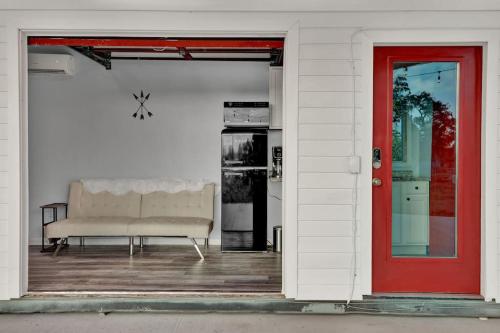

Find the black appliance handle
[[223, 172, 245, 177]]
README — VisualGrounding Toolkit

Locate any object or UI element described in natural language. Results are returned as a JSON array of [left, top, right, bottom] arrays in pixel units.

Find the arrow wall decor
[[132, 90, 153, 120]]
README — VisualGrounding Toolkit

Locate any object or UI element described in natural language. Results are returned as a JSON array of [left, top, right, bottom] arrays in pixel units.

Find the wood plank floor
[[28, 245, 282, 293]]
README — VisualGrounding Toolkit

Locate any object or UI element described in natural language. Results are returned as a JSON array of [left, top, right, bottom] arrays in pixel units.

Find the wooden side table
[[40, 203, 68, 253]]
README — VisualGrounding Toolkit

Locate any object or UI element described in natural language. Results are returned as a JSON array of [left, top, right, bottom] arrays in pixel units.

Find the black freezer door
[[221, 168, 267, 251], [221, 129, 267, 168]]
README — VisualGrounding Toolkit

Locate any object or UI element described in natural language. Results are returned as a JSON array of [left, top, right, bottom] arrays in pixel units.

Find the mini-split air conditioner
[[28, 53, 76, 76]]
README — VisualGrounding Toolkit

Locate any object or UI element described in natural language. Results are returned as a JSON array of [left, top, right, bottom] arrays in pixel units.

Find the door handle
[[372, 178, 382, 186]]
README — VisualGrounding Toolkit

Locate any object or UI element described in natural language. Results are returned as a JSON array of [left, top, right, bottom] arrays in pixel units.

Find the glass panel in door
[[391, 62, 458, 257]]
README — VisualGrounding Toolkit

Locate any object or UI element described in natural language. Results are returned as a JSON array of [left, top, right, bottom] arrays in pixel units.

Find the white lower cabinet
[[392, 181, 430, 256]]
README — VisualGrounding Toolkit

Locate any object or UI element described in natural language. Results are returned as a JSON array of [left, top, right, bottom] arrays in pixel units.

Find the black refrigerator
[[221, 128, 268, 251]]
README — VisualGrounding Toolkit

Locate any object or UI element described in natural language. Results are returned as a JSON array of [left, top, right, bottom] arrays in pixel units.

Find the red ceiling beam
[[93, 48, 273, 53], [28, 37, 284, 49]]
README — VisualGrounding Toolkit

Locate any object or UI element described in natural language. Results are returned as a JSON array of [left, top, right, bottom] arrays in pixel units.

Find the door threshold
[[367, 293, 484, 301], [25, 291, 285, 299]]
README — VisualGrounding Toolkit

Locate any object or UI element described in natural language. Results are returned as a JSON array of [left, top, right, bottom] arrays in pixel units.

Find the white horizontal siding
[[299, 189, 352, 205], [0, 76, 6, 92], [299, 60, 362, 76], [298, 108, 353, 124], [298, 157, 351, 173], [0, 60, 6, 76], [299, 140, 353, 156], [298, 221, 354, 237], [298, 268, 351, 284], [297, 27, 361, 300], [0, 26, 7, 299], [299, 236, 357, 253], [297, 284, 361, 300], [299, 91, 355, 108], [299, 76, 363, 92], [299, 124, 352, 140], [299, 28, 361, 44], [299, 43, 362, 60], [298, 204, 353, 221], [298, 173, 355, 189], [497, 42, 500, 302], [299, 252, 355, 269]]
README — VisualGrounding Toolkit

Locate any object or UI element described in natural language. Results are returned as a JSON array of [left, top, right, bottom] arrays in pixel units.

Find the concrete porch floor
[[0, 313, 499, 333]]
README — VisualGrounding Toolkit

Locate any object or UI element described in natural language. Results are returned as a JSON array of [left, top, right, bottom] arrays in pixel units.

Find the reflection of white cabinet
[[269, 67, 283, 129], [392, 181, 429, 256]]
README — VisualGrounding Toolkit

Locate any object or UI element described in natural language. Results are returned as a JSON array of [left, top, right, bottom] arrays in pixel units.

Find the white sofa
[[46, 181, 215, 259]]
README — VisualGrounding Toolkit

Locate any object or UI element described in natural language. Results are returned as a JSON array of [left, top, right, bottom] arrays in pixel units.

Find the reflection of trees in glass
[[392, 74, 456, 160]]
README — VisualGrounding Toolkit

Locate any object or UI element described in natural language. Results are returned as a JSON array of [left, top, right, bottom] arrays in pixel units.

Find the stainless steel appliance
[[270, 146, 283, 181], [221, 128, 268, 251], [223, 102, 270, 128]]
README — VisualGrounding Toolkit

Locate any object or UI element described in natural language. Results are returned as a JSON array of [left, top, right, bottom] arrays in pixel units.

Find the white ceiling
[[2, 0, 500, 12]]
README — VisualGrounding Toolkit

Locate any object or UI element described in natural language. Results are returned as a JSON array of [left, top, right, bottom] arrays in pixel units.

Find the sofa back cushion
[[140, 184, 215, 220], [68, 181, 141, 218]]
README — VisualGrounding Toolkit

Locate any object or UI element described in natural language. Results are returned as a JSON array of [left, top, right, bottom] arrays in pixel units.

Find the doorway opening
[[26, 36, 285, 294]]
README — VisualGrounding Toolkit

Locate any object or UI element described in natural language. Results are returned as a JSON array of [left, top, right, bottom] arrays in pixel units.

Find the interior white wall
[[27, 46, 278, 245]]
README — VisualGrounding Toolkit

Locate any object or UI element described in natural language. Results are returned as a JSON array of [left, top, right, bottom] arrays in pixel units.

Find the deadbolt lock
[[373, 147, 382, 169], [372, 178, 382, 186]]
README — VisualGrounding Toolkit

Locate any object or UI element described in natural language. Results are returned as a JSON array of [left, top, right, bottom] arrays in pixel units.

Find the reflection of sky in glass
[[394, 62, 458, 116]]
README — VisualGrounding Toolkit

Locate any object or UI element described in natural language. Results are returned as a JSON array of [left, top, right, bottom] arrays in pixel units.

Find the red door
[[372, 46, 482, 293]]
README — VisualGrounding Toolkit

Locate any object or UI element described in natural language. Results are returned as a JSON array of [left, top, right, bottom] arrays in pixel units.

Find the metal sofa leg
[[129, 237, 134, 256], [53, 238, 66, 257], [191, 238, 204, 260], [79, 237, 84, 247], [139, 237, 144, 249], [204, 238, 209, 249]]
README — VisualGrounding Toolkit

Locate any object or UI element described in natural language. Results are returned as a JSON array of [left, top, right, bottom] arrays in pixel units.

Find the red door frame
[[372, 46, 482, 293]]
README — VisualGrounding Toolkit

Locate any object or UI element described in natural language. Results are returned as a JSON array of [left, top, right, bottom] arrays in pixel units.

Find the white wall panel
[[298, 173, 355, 189], [0, 140, 6, 155], [0, 156, 7, 172], [0, 60, 6, 76], [299, 189, 352, 205], [299, 43, 362, 60], [0, 172, 7, 188], [297, 284, 360, 300], [299, 91, 354, 108], [299, 107, 353, 124], [296, 23, 362, 301], [298, 268, 351, 284], [0, 76, 6, 92], [298, 156, 350, 173], [299, 76, 362, 92], [0, 188, 7, 203], [298, 236, 355, 253], [0, 91, 7, 108], [298, 204, 353, 220], [298, 124, 352, 140], [298, 220, 353, 237], [299, 140, 353, 156], [299, 60, 361, 76], [0, 204, 7, 220], [299, 28, 359, 44], [298, 252, 354, 269], [0, 124, 7, 140]]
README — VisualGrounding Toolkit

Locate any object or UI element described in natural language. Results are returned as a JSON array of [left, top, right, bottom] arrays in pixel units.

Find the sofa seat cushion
[[128, 216, 213, 238], [45, 217, 135, 238]]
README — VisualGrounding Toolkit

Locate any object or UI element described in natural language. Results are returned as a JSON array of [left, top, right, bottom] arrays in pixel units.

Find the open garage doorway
[[25, 36, 285, 295]]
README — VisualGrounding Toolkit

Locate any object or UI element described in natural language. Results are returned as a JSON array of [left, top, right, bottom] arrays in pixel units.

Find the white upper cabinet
[[269, 66, 283, 129]]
